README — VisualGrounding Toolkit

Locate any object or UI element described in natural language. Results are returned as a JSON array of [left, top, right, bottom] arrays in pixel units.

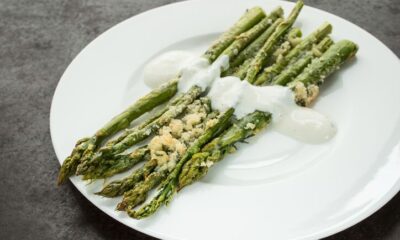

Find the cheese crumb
[[306, 84, 320, 106], [292, 81, 308, 106], [205, 118, 218, 129], [169, 119, 184, 137], [183, 113, 205, 130], [245, 122, 256, 130]]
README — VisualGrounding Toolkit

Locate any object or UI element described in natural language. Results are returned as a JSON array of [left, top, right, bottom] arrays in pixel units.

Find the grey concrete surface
[[0, 0, 399, 239]]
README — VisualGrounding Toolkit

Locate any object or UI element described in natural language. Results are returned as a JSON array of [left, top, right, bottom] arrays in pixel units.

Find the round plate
[[50, 0, 400, 239]]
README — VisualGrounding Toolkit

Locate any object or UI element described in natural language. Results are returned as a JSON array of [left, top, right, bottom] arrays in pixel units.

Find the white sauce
[[177, 55, 229, 93], [143, 51, 337, 144], [273, 107, 337, 143], [143, 51, 196, 88], [208, 77, 336, 143]]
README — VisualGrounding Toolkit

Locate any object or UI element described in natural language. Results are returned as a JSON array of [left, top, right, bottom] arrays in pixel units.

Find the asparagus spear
[[254, 22, 332, 86], [290, 40, 358, 86], [96, 159, 158, 197], [221, 8, 283, 61], [117, 170, 168, 210], [225, 18, 284, 77], [228, 7, 284, 70], [100, 93, 185, 150], [264, 27, 302, 67], [179, 111, 271, 189], [82, 146, 150, 180], [245, 0, 304, 83], [129, 108, 234, 218], [289, 40, 358, 106], [57, 6, 266, 185], [272, 36, 333, 86], [76, 86, 202, 175], [203, 7, 266, 62]]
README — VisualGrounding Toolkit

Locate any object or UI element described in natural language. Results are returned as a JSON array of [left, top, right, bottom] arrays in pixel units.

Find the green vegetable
[[178, 39, 359, 195], [245, 0, 304, 83], [82, 146, 150, 180], [290, 40, 358, 87], [231, 18, 284, 79], [117, 169, 168, 210], [57, 80, 177, 185], [203, 7, 266, 62], [222, 7, 283, 61], [179, 111, 271, 189], [58, 7, 266, 184], [272, 36, 334, 86], [95, 159, 158, 197], [129, 109, 234, 219], [254, 22, 332, 86], [76, 86, 202, 176], [228, 7, 284, 70]]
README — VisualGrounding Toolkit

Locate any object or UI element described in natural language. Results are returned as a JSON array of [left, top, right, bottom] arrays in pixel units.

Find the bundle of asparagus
[[58, 0, 358, 219]]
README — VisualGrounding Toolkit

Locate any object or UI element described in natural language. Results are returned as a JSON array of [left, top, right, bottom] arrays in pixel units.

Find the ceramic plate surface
[[50, 0, 400, 239]]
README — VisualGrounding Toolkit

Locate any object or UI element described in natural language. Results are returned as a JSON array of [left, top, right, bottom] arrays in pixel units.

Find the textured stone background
[[0, 0, 399, 239]]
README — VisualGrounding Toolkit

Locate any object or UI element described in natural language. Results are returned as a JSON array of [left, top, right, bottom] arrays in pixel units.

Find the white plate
[[50, 0, 400, 239]]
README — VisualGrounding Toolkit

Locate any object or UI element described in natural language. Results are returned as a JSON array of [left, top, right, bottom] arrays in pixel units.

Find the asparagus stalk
[[129, 108, 234, 219], [245, 0, 304, 83], [57, 6, 266, 185], [254, 22, 332, 86], [95, 159, 158, 197], [82, 146, 150, 180], [203, 7, 266, 62], [264, 27, 302, 67], [221, 8, 283, 61], [179, 111, 271, 189], [228, 7, 284, 69], [117, 170, 168, 210], [289, 40, 358, 106], [290, 40, 358, 87], [231, 18, 283, 79], [272, 36, 333, 86], [101, 93, 185, 150]]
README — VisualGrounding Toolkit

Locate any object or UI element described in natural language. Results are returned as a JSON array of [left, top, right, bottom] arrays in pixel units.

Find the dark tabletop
[[1, 0, 399, 239]]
